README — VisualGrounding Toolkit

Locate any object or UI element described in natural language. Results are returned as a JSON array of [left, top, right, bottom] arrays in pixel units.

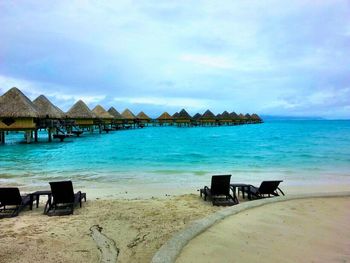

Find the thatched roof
[[216, 113, 222, 119], [177, 109, 192, 119], [0, 87, 39, 118], [238, 113, 246, 120], [107, 107, 123, 119], [193, 113, 202, 120], [33, 95, 65, 119], [245, 113, 251, 119], [220, 111, 232, 120], [230, 111, 239, 119], [136, 111, 151, 120], [251, 113, 262, 121], [157, 112, 173, 120], [200, 109, 216, 120], [172, 112, 179, 118], [66, 100, 95, 119], [121, 109, 136, 120], [92, 105, 114, 119]]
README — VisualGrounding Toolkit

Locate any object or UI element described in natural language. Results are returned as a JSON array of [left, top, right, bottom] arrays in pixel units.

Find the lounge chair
[[0, 188, 32, 218], [200, 175, 238, 206], [44, 181, 86, 216], [239, 180, 285, 199]]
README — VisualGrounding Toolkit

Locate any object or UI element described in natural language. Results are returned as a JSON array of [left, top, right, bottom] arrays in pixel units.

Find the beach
[[176, 196, 350, 263], [1, 185, 350, 263]]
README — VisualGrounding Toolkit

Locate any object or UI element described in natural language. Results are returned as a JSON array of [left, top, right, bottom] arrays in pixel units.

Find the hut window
[[2, 117, 16, 126]]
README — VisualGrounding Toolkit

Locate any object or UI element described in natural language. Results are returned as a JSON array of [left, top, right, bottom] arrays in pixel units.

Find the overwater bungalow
[[156, 112, 173, 126], [238, 113, 247, 124], [219, 111, 233, 126], [192, 113, 202, 126], [230, 112, 239, 125], [0, 87, 39, 144], [136, 111, 151, 127], [66, 100, 95, 132], [200, 110, 216, 126], [121, 109, 137, 128], [107, 107, 124, 128], [175, 109, 192, 127], [245, 113, 252, 124], [92, 105, 114, 133], [251, 113, 263, 123], [33, 95, 68, 141]]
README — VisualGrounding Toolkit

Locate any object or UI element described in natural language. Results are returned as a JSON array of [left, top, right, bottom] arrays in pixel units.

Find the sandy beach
[[1, 185, 350, 263], [176, 197, 350, 263]]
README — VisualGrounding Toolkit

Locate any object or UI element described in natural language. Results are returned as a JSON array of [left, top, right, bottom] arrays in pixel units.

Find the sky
[[0, 0, 349, 119]]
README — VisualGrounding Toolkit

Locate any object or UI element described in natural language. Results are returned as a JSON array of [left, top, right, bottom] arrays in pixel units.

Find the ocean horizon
[[1, 119, 349, 191]]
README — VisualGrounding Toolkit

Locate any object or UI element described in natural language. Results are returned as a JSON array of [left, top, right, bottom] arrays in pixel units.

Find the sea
[[1, 120, 350, 195]]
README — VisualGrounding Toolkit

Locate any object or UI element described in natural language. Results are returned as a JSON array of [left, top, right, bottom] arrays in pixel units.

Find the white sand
[[176, 197, 350, 263]]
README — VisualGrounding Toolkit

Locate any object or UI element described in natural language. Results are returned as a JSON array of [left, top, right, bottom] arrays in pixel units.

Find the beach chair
[[44, 181, 86, 216], [0, 188, 32, 218], [200, 175, 238, 206], [239, 180, 285, 199]]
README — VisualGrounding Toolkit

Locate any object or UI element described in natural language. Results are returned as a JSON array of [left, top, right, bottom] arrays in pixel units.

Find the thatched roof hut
[[251, 113, 263, 123], [192, 113, 202, 120], [157, 112, 173, 121], [0, 87, 38, 130], [67, 100, 94, 119], [238, 113, 247, 123], [136, 111, 151, 121], [92, 105, 114, 119], [33, 95, 65, 119], [121, 109, 136, 124], [176, 109, 191, 123], [108, 107, 123, 120], [0, 87, 38, 118], [172, 112, 179, 119], [230, 111, 239, 122], [66, 100, 95, 126], [220, 111, 232, 121], [200, 110, 216, 123], [245, 113, 252, 123]]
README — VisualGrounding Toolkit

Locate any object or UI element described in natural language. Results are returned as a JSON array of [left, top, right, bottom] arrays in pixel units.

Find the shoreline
[[1, 185, 350, 263]]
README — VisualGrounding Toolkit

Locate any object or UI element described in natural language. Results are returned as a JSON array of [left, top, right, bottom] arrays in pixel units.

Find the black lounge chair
[[44, 181, 86, 216], [0, 188, 32, 218], [239, 180, 285, 199], [200, 175, 238, 206]]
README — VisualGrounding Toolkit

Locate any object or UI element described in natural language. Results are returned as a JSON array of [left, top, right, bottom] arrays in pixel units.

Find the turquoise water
[[1, 120, 350, 189]]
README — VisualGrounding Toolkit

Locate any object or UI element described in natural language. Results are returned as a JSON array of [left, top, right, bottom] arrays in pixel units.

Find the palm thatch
[[216, 113, 222, 120], [251, 113, 262, 122], [136, 111, 151, 121], [192, 113, 202, 120], [157, 112, 173, 120], [0, 87, 39, 118], [92, 105, 114, 119], [230, 111, 239, 120], [177, 109, 192, 120], [66, 100, 95, 119], [200, 110, 216, 120], [220, 111, 232, 121], [121, 109, 136, 120], [245, 113, 251, 119], [172, 112, 179, 118], [107, 107, 123, 119], [238, 113, 247, 122], [33, 95, 65, 119]]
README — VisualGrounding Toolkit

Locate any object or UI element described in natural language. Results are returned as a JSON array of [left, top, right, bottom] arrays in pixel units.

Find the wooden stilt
[[25, 131, 31, 143], [34, 130, 38, 142], [0, 131, 5, 144], [48, 128, 52, 142]]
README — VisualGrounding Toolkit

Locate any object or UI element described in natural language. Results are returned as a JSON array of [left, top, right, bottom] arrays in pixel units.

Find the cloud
[[0, 0, 349, 118]]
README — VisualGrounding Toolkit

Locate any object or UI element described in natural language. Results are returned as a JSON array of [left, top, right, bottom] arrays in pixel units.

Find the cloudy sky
[[0, 0, 349, 118]]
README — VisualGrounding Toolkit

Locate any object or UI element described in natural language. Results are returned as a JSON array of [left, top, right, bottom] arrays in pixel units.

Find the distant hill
[[261, 115, 325, 121]]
